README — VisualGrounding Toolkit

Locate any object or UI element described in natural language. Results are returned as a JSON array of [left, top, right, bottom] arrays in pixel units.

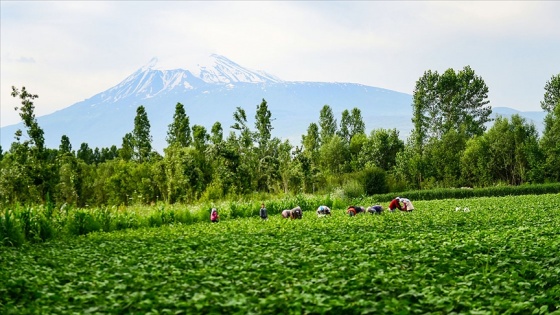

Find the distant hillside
[[0, 55, 545, 153]]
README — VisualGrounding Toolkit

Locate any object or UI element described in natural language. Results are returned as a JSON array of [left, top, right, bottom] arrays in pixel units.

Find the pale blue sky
[[1, 1, 559, 127]]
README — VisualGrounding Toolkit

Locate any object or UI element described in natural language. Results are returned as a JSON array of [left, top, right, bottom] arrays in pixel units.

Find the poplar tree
[[349, 108, 365, 138], [210, 122, 224, 145], [338, 110, 351, 144], [11, 86, 44, 152], [319, 105, 337, 143], [133, 105, 152, 162], [540, 74, 560, 181], [166, 102, 191, 148], [255, 98, 273, 153], [59, 135, 72, 154]]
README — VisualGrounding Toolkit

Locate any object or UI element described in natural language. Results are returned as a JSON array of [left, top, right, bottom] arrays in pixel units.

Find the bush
[[68, 209, 101, 236], [0, 209, 25, 247], [342, 180, 365, 199], [114, 210, 139, 231], [369, 183, 560, 202], [362, 167, 389, 195], [17, 206, 54, 243], [93, 207, 115, 232]]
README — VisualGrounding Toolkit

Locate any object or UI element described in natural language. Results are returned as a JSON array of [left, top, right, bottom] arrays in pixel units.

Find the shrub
[[361, 167, 389, 195], [0, 209, 25, 247], [67, 209, 101, 236], [342, 179, 364, 199]]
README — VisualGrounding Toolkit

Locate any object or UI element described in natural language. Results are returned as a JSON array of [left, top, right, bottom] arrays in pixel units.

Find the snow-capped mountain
[[0, 54, 545, 153], [99, 54, 281, 103]]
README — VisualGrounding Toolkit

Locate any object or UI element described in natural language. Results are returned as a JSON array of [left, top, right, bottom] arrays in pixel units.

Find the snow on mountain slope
[[97, 54, 282, 103], [192, 54, 283, 84]]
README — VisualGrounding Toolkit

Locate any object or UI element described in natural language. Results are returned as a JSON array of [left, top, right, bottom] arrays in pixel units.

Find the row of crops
[[3, 184, 560, 247], [0, 193, 352, 246], [1, 194, 559, 314]]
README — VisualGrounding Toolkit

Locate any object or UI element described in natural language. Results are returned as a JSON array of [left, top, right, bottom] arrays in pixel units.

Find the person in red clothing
[[347, 206, 365, 216], [210, 208, 219, 222], [388, 197, 403, 212]]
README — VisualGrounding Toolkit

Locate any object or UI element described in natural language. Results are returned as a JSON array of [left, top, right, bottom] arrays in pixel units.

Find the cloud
[[1, 1, 559, 128]]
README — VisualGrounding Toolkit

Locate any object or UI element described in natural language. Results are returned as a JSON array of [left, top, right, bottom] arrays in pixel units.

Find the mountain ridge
[[0, 54, 546, 153]]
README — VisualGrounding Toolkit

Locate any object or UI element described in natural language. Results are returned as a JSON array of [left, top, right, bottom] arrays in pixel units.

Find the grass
[[1, 194, 559, 314]]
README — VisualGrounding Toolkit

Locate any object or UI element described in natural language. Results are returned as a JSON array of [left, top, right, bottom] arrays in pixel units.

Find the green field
[[1, 194, 560, 314]]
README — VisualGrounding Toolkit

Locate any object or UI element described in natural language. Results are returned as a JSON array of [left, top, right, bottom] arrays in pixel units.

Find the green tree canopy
[[541, 74, 560, 113], [11, 86, 45, 152], [412, 66, 491, 149], [133, 105, 152, 162], [254, 98, 273, 151], [166, 102, 191, 148], [319, 105, 337, 144]]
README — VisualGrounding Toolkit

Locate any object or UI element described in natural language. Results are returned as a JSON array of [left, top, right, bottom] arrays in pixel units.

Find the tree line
[[1, 68, 558, 207]]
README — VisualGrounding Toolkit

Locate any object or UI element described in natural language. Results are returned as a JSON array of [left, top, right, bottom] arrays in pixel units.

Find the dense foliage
[[1, 72, 559, 208], [1, 194, 559, 314], [2, 185, 560, 247]]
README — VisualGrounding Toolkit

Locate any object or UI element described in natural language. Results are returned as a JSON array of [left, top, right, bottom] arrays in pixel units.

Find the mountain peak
[[98, 54, 282, 103], [140, 54, 282, 84], [141, 57, 159, 72]]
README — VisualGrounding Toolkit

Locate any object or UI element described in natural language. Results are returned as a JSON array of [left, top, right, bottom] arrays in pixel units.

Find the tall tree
[[119, 133, 134, 161], [133, 105, 152, 162], [254, 98, 273, 152], [349, 108, 366, 139], [77, 143, 94, 164], [231, 107, 252, 148], [59, 135, 72, 155], [319, 135, 348, 175], [302, 122, 320, 166], [412, 66, 491, 148], [166, 102, 191, 148], [409, 66, 491, 188], [540, 74, 560, 113], [338, 109, 351, 144], [319, 105, 337, 144], [422, 128, 468, 187], [485, 115, 541, 185], [192, 125, 209, 152], [210, 122, 224, 145], [230, 106, 257, 193], [364, 128, 405, 171], [540, 104, 560, 181], [8, 86, 53, 203], [11, 86, 45, 152], [540, 74, 560, 181], [460, 136, 492, 187]]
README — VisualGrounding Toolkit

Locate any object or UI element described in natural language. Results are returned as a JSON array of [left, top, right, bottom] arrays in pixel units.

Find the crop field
[[1, 194, 560, 314]]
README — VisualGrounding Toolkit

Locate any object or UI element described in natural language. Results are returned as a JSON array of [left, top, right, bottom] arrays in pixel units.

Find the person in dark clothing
[[260, 203, 268, 220], [367, 205, 383, 214]]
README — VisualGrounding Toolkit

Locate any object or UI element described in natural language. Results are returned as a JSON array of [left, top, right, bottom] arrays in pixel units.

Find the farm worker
[[367, 205, 383, 214], [347, 206, 365, 216], [317, 205, 331, 217], [283, 207, 303, 219], [401, 198, 414, 212], [292, 206, 303, 219], [210, 208, 219, 222], [259, 203, 268, 220], [388, 197, 403, 212]]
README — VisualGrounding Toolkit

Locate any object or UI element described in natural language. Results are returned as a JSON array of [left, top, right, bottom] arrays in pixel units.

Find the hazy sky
[[1, 1, 559, 127]]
